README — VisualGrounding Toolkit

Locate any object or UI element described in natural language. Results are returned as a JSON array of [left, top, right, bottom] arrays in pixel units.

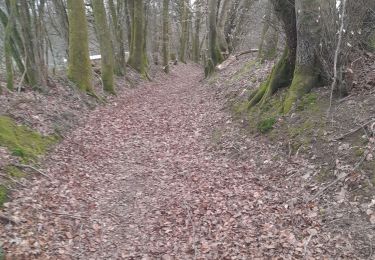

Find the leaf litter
[[0, 63, 366, 259]]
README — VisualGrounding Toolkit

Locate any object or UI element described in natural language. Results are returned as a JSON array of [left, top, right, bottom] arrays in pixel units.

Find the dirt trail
[[1, 64, 328, 259]]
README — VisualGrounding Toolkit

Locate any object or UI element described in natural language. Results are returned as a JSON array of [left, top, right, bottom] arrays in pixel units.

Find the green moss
[[296, 93, 317, 111], [283, 66, 319, 113], [5, 166, 26, 178], [249, 48, 294, 108], [354, 147, 365, 157], [257, 117, 276, 133], [0, 116, 57, 162], [0, 185, 8, 206], [232, 101, 250, 118]]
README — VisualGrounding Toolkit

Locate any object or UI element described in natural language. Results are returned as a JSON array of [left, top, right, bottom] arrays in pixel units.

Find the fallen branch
[[331, 118, 375, 141], [309, 145, 374, 201], [0, 172, 26, 187], [235, 49, 259, 59], [14, 164, 51, 180]]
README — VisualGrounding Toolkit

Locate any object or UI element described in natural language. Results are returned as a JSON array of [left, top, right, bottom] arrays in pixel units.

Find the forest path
[[1, 64, 316, 259]]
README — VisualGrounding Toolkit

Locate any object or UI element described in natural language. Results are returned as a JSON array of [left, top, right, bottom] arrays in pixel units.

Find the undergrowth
[[0, 116, 58, 206]]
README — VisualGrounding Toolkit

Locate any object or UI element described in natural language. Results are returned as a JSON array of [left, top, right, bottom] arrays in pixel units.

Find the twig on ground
[[303, 234, 314, 259], [0, 172, 27, 187], [309, 145, 374, 201], [332, 118, 375, 141], [39, 208, 89, 220], [183, 199, 198, 260], [14, 163, 51, 180]]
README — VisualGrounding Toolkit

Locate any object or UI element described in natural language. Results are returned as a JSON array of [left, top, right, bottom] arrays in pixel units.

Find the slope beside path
[[1, 64, 332, 259]]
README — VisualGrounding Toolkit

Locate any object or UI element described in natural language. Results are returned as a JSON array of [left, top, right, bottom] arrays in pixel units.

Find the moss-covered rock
[[0, 116, 57, 162]]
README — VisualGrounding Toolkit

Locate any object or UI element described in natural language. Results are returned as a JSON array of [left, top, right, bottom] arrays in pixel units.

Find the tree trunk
[[258, 0, 278, 62], [283, 0, 321, 112], [0, 8, 26, 76], [51, 0, 69, 57], [127, 0, 148, 76], [108, 0, 126, 76], [67, 0, 92, 92], [92, 0, 115, 94], [124, 0, 132, 47], [179, 0, 189, 63], [206, 0, 224, 76], [232, 0, 256, 51], [4, 0, 16, 91], [249, 0, 323, 113], [162, 0, 170, 73], [18, 0, 40, 87], [192, 0, 202, 63], [217, 0, 232, 53], [248, 0, 297, 108]]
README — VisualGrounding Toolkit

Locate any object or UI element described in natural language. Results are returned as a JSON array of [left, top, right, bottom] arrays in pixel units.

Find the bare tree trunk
[[217, 0, 232, 53], [179, 0, 189, 63], [4, 0, 16, 91], [108, 0, 126, 76], [258, 0, 278, 62], [205, 0, 224, 76], [192, 0, 202, 63], [124, 0, 132, 47], [18, 0, 40, 87], [162, 0, 170, 73], [51, 0, 69, 57]]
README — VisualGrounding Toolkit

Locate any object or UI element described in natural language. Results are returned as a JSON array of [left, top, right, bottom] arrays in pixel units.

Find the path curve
[[1, 64, 318, 259]]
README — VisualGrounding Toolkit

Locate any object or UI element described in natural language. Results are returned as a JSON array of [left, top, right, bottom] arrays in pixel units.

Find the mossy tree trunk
[[127, 0, 148, 76], [283, 0, 321, 112], [92, 0, 115, 94], [67, 0, 93, 92], [249, 0, 322, 113], [206, 0, 224, 77], [179, 0, 189, 63], [108, 0, 126, 76], [258, 0, 279, 63], [162, 0, 170, 73]]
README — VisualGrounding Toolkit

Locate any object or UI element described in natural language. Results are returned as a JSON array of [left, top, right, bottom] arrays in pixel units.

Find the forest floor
[[0, 61, 374, 259]]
